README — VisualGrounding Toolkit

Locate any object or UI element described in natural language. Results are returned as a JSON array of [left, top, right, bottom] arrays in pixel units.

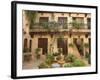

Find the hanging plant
[[25, 10, 38, 29]]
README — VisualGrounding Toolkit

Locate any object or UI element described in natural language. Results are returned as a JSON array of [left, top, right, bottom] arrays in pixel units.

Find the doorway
[[57, 38, 68, 55], [38, 38, 48, 55]]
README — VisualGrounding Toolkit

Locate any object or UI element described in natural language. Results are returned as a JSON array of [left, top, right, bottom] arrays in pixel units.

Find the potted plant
[[58, 48, 63, 54], [35, 48, 41, 59], [69, 43, 74, 47], [38, 62, 50, 69], [64, 54, 76, 63], [72, 59, 86, 67], [85, 51, 91, 64]]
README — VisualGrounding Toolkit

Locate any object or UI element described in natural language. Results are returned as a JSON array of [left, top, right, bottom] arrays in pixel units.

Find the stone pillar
[[68, 16, 72, 29], [31, 36, 38, 56], [68, 38, 73, 54]]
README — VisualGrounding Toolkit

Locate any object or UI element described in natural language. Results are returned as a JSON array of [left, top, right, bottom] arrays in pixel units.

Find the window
[[58, 17, 68, 29], [39, 17, 49, 23], [72, 17, 84, 28], [39, 17, 49, 28], [58, 17, 67, 23]]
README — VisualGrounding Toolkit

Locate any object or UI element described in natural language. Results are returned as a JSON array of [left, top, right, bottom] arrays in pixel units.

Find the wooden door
[[38, 38, 48, 55]]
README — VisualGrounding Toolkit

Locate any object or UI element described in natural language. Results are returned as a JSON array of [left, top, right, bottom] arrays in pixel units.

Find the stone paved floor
[[22, 55, 46, 69], [22, 55, 90, 69]]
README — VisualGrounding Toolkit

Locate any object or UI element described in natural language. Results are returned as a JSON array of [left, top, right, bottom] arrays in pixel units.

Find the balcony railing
[[30, 22, 68, 30], [29, 22, 90, 31]]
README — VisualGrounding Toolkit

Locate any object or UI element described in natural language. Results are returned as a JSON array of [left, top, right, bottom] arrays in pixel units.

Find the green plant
[[70, 21, 85, 29], [38, 63, 50, 69], [23, 48, 30, 53], [24, 54, 32, 62], [85, 52, 91, 64], [35, 48, 41, 52], [88, 54, 91, 64], [85, 51, 89, 58], [58, 48, 63, 54], [35, 48, 41, 59], [69, 43, 74, 47], [72, 59, 86, 67], [46, 54, 54, 65], [25, 10, 38, 28], [65, 54, 76, 63], [56, 55, 62, 61], [63, 63, 73, 67], [84, 43, 89, 48], [37, 21, 60, 31], [63, 23, 68, 29]]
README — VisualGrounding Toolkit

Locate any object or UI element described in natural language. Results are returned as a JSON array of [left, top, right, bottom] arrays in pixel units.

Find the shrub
[[46, 54, 54, 60], [85, 52, 89, 59], [69, 43, 74, 47], [23, 48, 30, 53], [35, 48, 41, 53], [56, 55, 62, 61], [85, 52, 91, 64], [63, 63, 73, 67], [45, 58, 53, 66], [35, 48, 41, 59], [65, 54, 76, 63], [24, 54, 32, 62], [58, 48, 63, 53], [38, 63, 50, 69], [46, 54, 54, 65], [72, 59, 86, 67]]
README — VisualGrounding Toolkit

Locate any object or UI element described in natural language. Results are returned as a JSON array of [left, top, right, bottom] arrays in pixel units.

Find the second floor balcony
[[29, 21, 91, 35]]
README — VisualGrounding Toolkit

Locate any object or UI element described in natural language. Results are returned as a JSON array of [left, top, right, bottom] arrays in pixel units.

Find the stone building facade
[[22, 11, 91, 61]]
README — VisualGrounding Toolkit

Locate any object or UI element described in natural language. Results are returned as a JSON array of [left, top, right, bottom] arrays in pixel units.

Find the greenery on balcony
[[29, 19, 84, 30], [70, 21, 85, 29], [24, 11, 90, 30], [30, 21, 68, 30], [29, 21, 90, 31]]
